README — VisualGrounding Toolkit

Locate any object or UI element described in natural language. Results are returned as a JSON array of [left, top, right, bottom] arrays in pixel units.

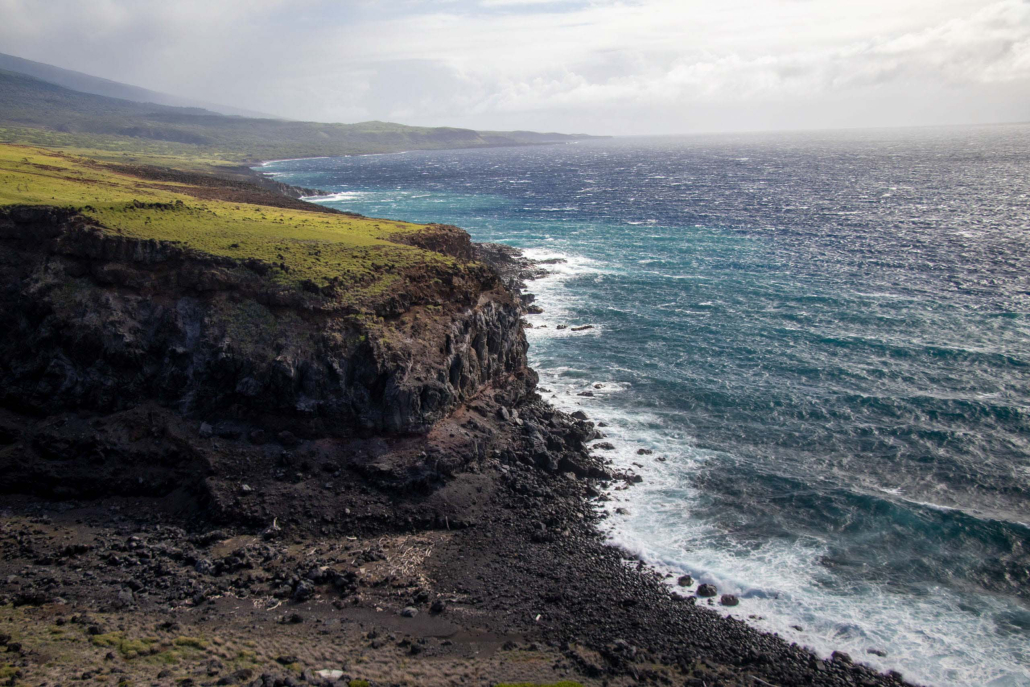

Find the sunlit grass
[[0, 143, 470, 306]]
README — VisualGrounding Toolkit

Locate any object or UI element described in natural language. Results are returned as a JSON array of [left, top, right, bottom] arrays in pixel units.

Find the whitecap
[[303, 191, 368, 203]]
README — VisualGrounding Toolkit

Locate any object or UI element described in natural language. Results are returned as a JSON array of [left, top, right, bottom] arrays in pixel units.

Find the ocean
[[258, 125, 1030, 687]]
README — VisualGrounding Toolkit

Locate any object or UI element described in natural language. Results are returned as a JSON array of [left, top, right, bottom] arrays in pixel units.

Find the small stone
[[720, 594, 739, 607], [832, 651, 853, 664], [278, 430, 299, 447], [677, 575, 693, 587], [636, 448, 653, 455], [696, 583, 718, 598], [430, 599, 446, 614], [292, 580, 315, 602], [400, 606, 418, 618], [240, 484, 254, 495], [316, 670, 344, 680], [116, 589, 135, 607], [199, 422, 213, 438]]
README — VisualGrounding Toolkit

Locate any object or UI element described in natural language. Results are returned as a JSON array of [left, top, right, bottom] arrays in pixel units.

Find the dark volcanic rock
[[0, 207, 532, 499]]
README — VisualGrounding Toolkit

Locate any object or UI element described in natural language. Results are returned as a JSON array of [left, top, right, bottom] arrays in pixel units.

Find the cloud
[[0, 0, 1027, 133], [376, 0, 1030, 130]]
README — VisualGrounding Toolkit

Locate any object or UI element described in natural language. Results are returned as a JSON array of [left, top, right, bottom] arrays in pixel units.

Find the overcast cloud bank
[[2, 0, 1027, 134]]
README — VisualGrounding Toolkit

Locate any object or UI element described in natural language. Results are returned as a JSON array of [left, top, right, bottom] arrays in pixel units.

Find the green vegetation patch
[[0, 143, 477, 310], [172, 636, 207, 650], [0, 125, 239, 167], [88, 632, 158, 659], [495, 682, 585, 687]]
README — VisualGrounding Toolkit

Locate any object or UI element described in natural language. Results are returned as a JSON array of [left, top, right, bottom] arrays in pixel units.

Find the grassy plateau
[[0, 142, 476, 309]]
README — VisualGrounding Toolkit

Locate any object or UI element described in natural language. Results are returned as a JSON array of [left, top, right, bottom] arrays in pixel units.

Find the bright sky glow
[[2, 0, 1028, 133]]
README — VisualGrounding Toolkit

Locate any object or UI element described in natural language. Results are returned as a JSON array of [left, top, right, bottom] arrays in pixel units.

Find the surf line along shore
[[0, 197, 912, 686]]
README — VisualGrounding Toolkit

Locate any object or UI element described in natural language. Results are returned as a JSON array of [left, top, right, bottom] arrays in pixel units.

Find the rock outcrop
[[0, 206, 531, 438]]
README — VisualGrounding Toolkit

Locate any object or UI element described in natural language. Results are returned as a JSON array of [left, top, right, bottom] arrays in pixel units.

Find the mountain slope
[[0, 68, 596, 162], [0, 51, 274, 118]]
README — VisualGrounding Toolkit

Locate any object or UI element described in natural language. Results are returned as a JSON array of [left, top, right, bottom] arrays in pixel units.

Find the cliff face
[[0, 206, 531, 437]]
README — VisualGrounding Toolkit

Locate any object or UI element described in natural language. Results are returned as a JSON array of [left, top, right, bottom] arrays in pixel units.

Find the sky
[[1, 0, 1028, 135]]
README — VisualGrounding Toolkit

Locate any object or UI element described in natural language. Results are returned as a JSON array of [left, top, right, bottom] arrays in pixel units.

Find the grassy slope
[[0, 125, 237, 169], [0, 69, 593, 163], [0, 143, 470, 308]]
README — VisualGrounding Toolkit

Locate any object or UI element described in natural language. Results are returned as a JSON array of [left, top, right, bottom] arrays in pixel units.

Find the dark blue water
[[260, 126, 1030, 686]]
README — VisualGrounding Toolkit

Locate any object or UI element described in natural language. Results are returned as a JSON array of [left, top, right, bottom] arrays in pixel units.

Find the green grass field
[[0, 143, 471, 308], [0, 125, 240, 168]]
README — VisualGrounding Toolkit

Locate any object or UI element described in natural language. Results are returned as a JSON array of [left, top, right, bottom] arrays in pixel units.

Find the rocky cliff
[[0, 205, 532, 439]]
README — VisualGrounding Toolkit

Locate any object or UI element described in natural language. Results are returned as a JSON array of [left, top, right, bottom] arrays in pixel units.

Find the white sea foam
[[257, 156, 330, 167], [303, 191, 369, 203]]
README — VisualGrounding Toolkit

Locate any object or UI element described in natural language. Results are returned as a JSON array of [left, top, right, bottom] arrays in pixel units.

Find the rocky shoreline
[[0, 200, 916, 686]]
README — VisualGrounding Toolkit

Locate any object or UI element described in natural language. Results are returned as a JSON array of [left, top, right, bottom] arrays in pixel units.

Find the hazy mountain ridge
[[0, 51, 275, 118], [0, 59, 599, 161]]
